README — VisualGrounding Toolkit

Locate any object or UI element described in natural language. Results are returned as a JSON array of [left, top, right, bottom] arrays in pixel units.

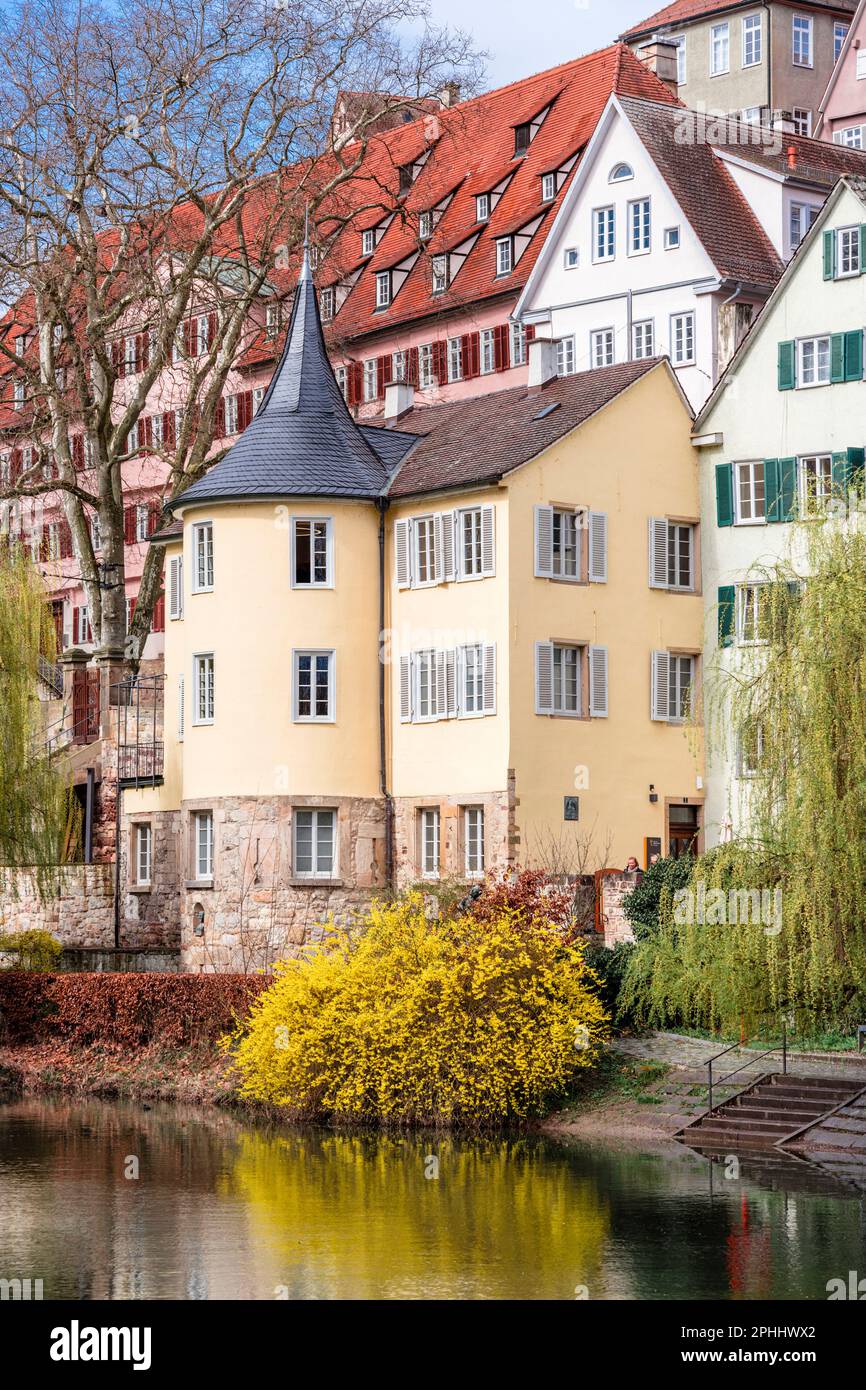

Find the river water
[[0, 1096, 864, 1300]]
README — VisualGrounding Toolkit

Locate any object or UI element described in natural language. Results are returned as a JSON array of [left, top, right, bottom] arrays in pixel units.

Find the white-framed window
[[334, 365, 348, 401], [591, 328, 614, 369], [464, 806, 485, 876], [195, 314, 213, 356], [551, 644, 581, 716], [592, 206, 615, 262], [664, 226, 681, 250], [135, 503, 150, 542], [797, 336, 830, 387], [799, 453, 833, 513], [194, 811, 214, 881], [553, 508, 580, 579], [292, 517, 332, 587], [837, 225, 861, 276], [789, 202, 818, 251], [362, 228, 375, 256], [414, 650, 440, 721], [510, 322, 526, 366], [447, 336, 463, 383], [741, 106, 761, 124], [363, 359, 378, 402], [375, 272, 391, 308], [135, 823, 152, 887], [419, 211, 433, 240], [735, 460, 766, 523], [293, 808, 336, 879], [496, 238, 513, 276], [648, 517, 695, 589], [834, 124, 865, 148], [192, 521, 214, 592], [609, 162, 634, 183], [836, 21, 850, 63], [671, 312, 695, 366], [476, 193, 490, 222], [737, 583, 770, 645], [557, 335, 576, 376], [91, 513, 101, 553], [458, 507, 483, 577], [792, 108, 812, 137], [413, 515, 437, 585], [177, 674, 184, 740], [563, 246, 579, 270], [672, 34, 686, 84], [858, 48, 866, 79], [392, 350, 407, 383], [628, 197, 651, 255], [480, 328, 495, 374], [293, 649, 335, 721], [253, 386, 265, 415], [419, 807, 440, 878], [418, 343, 434, 388], [265, 302, 280, 338], [667, 654, 694, 722], [633, 319, 655, 359], [75, 605, 91, 645], [432, 255, 447, 294], [742, 13, 762, 66], [710, 21, 730, 74], [13, 379, 25, 409], [319, 287, 335, 321], [792, 14, 812, 67], [541, 172, 556, 202], [193, 653, 215, 725]]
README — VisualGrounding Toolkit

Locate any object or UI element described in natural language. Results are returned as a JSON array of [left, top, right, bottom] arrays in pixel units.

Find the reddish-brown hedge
[[0, 972, 270, 1047]]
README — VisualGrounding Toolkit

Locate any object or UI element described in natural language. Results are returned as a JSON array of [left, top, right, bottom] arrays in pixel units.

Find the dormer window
[[309, 245, 321, 270], [476, 193, 490, 222], [495, 238, 513, 277], [419, 211, 432, 240], [609, 163, 634, 183], [432, 255, 448, 294], [362, 228, 375, 257], [541, 173, 556, 202], [398, 164, 413, 195], [319, 287, 335, 321], [265, 303, 280, 339], [375, 271, 391, 308], [514, 123, 531, 157], [13, 379, 25, 409]]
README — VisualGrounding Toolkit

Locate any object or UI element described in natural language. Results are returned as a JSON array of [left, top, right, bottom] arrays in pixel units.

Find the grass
[[553, 1051, 670, 1118]]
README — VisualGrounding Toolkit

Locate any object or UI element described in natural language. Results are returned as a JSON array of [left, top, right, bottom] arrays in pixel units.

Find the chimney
[[437, 81, 460, 109], [384, 380, 415, 420], [635, 38, 680, 93], [527, 336, 558, 391], [772, 109, 796, 134]]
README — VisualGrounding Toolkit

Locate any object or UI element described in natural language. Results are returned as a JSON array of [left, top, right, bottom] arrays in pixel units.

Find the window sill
[[128, 884, 152, 895], [289, 877, 343, 888], [185, 879, 214, 891]]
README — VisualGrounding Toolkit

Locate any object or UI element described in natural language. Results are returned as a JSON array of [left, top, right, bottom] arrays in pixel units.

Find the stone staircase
[[677, 1073, 865, 1150]]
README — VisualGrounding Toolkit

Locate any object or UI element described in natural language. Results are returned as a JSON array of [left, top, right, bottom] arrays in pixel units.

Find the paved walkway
[[614, 1031, 866, 1081]]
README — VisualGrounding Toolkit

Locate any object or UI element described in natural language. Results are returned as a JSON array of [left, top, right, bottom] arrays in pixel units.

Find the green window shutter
[[832, 450, 849, 500], [715, 462, 734, 527], [779, 457, 797, 521], [861, 225, 866, 272], [844, 329, 863, 382], [718, 585, 735, 648], [777, 340, 795, 391], [830, 333, 846, 383], [764, 458, 781, 522], [823, 229, 836, 280], [848, 446, 865, 501]]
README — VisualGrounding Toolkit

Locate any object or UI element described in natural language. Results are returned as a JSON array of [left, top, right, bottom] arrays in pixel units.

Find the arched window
[[609, 162, 634, 183]]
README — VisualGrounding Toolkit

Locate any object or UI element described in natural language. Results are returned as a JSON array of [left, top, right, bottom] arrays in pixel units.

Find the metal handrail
[[707, 1021, 787, 1115]]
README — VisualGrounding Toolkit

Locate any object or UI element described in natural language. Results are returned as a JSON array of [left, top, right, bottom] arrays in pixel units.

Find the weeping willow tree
[[0, 544, 72, 895], [622, 520, 866, 1035]]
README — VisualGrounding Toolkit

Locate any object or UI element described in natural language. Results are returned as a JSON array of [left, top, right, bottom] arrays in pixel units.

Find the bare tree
[[0, 0, 482, 659]]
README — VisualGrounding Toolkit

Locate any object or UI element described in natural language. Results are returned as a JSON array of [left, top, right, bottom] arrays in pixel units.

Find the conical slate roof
[[174, 245, 394, 507]]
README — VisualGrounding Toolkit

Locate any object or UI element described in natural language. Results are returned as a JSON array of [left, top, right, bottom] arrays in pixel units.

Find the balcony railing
[[118, 741, 164, 785], [112, 674, 165, 787]]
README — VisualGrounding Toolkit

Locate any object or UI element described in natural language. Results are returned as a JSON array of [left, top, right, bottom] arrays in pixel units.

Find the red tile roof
[[621, 0, 855, 42]]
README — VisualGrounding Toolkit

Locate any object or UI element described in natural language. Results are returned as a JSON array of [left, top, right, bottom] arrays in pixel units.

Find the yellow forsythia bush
[[230, 893, 609, 1127]]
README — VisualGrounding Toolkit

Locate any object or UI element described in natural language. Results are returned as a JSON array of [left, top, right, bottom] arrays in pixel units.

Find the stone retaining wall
[[0, 864, 178, 951]]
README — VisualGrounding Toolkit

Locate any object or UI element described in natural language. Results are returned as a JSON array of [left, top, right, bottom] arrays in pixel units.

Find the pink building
[[818, 0, 866, 142]]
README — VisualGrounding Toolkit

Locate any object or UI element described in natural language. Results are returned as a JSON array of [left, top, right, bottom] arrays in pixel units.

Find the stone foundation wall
[[393, 785, 515, 892], [599, 870, 642, 948], [0, 865, 116, 948]]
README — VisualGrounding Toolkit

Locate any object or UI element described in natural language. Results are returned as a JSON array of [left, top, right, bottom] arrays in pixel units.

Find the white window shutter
[[399, 655, 412, 722], [648, 517, 669, 589], [62, 601, 73, 650], [651, 650, 670, 721], [395, 518, 411, 588], [588, 511, 608, 583], [445, 648, 458, 716], [434, 650, 447, 717], [588, 645, 608, 717], [438, 511, 455, 581], [169, 554, 184, 619], [480, 505, 495, 576], [535, 640, 554, 714], [534, 505, 554, 578], [482, 643, 497, 714], [178, 674, 185, 740]]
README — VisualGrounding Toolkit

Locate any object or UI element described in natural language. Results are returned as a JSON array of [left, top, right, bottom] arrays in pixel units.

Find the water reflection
[[0, 1097, 864, 1300]]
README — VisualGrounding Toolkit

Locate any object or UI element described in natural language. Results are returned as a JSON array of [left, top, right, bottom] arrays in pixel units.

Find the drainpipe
[[626, 288, 633, 361], [377, 499, 394, 893], [763, 3, 772, 120], [113, 778, 122, 948], [84, 767, 94, 864]]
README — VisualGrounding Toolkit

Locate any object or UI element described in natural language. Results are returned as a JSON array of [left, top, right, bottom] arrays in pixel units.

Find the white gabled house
[[514, 93, 866, 409], [692, 173, 866, 844]]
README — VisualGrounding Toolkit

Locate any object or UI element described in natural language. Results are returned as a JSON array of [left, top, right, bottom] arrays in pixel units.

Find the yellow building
[[125, 251, 704, 969]]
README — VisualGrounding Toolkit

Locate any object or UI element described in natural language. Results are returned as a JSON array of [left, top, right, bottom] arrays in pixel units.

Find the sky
[[436, 0, 664, 89]]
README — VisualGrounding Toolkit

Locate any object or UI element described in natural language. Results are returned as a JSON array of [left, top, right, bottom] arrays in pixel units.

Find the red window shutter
[[208, 311, 217, 349], [123, 506, 136, 545], [182, 320, 193, 357], [73, 608, 81, 645], [240, 390, 253, 430], [147, 499, 160, 536], [40, 524, 49, 561], [460, 333, 479, 379], [163, 411, 176, 448], [432, 341, 447, 384], [10, 450, 20, 481], [60, 521, 73, 559], [215, 397, 226, 437], [407, 347, 419, 386], [72, 435, 85, 470], [493, 324, 509, 371], [151, 594, 165, 633], [469, 332, 480, 377], [378, 355, 392, 394], [348, 362, 362, 406], [525, 324, 536, 343], [140, 331, 150, 371]]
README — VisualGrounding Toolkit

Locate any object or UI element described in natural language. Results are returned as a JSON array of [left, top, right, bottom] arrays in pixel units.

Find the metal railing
[[112, 674, 165, 788], [706, 1022, 788, 1115]]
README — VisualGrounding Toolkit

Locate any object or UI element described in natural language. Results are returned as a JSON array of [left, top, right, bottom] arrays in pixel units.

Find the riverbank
[[0, 1039, 254, 1109]]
